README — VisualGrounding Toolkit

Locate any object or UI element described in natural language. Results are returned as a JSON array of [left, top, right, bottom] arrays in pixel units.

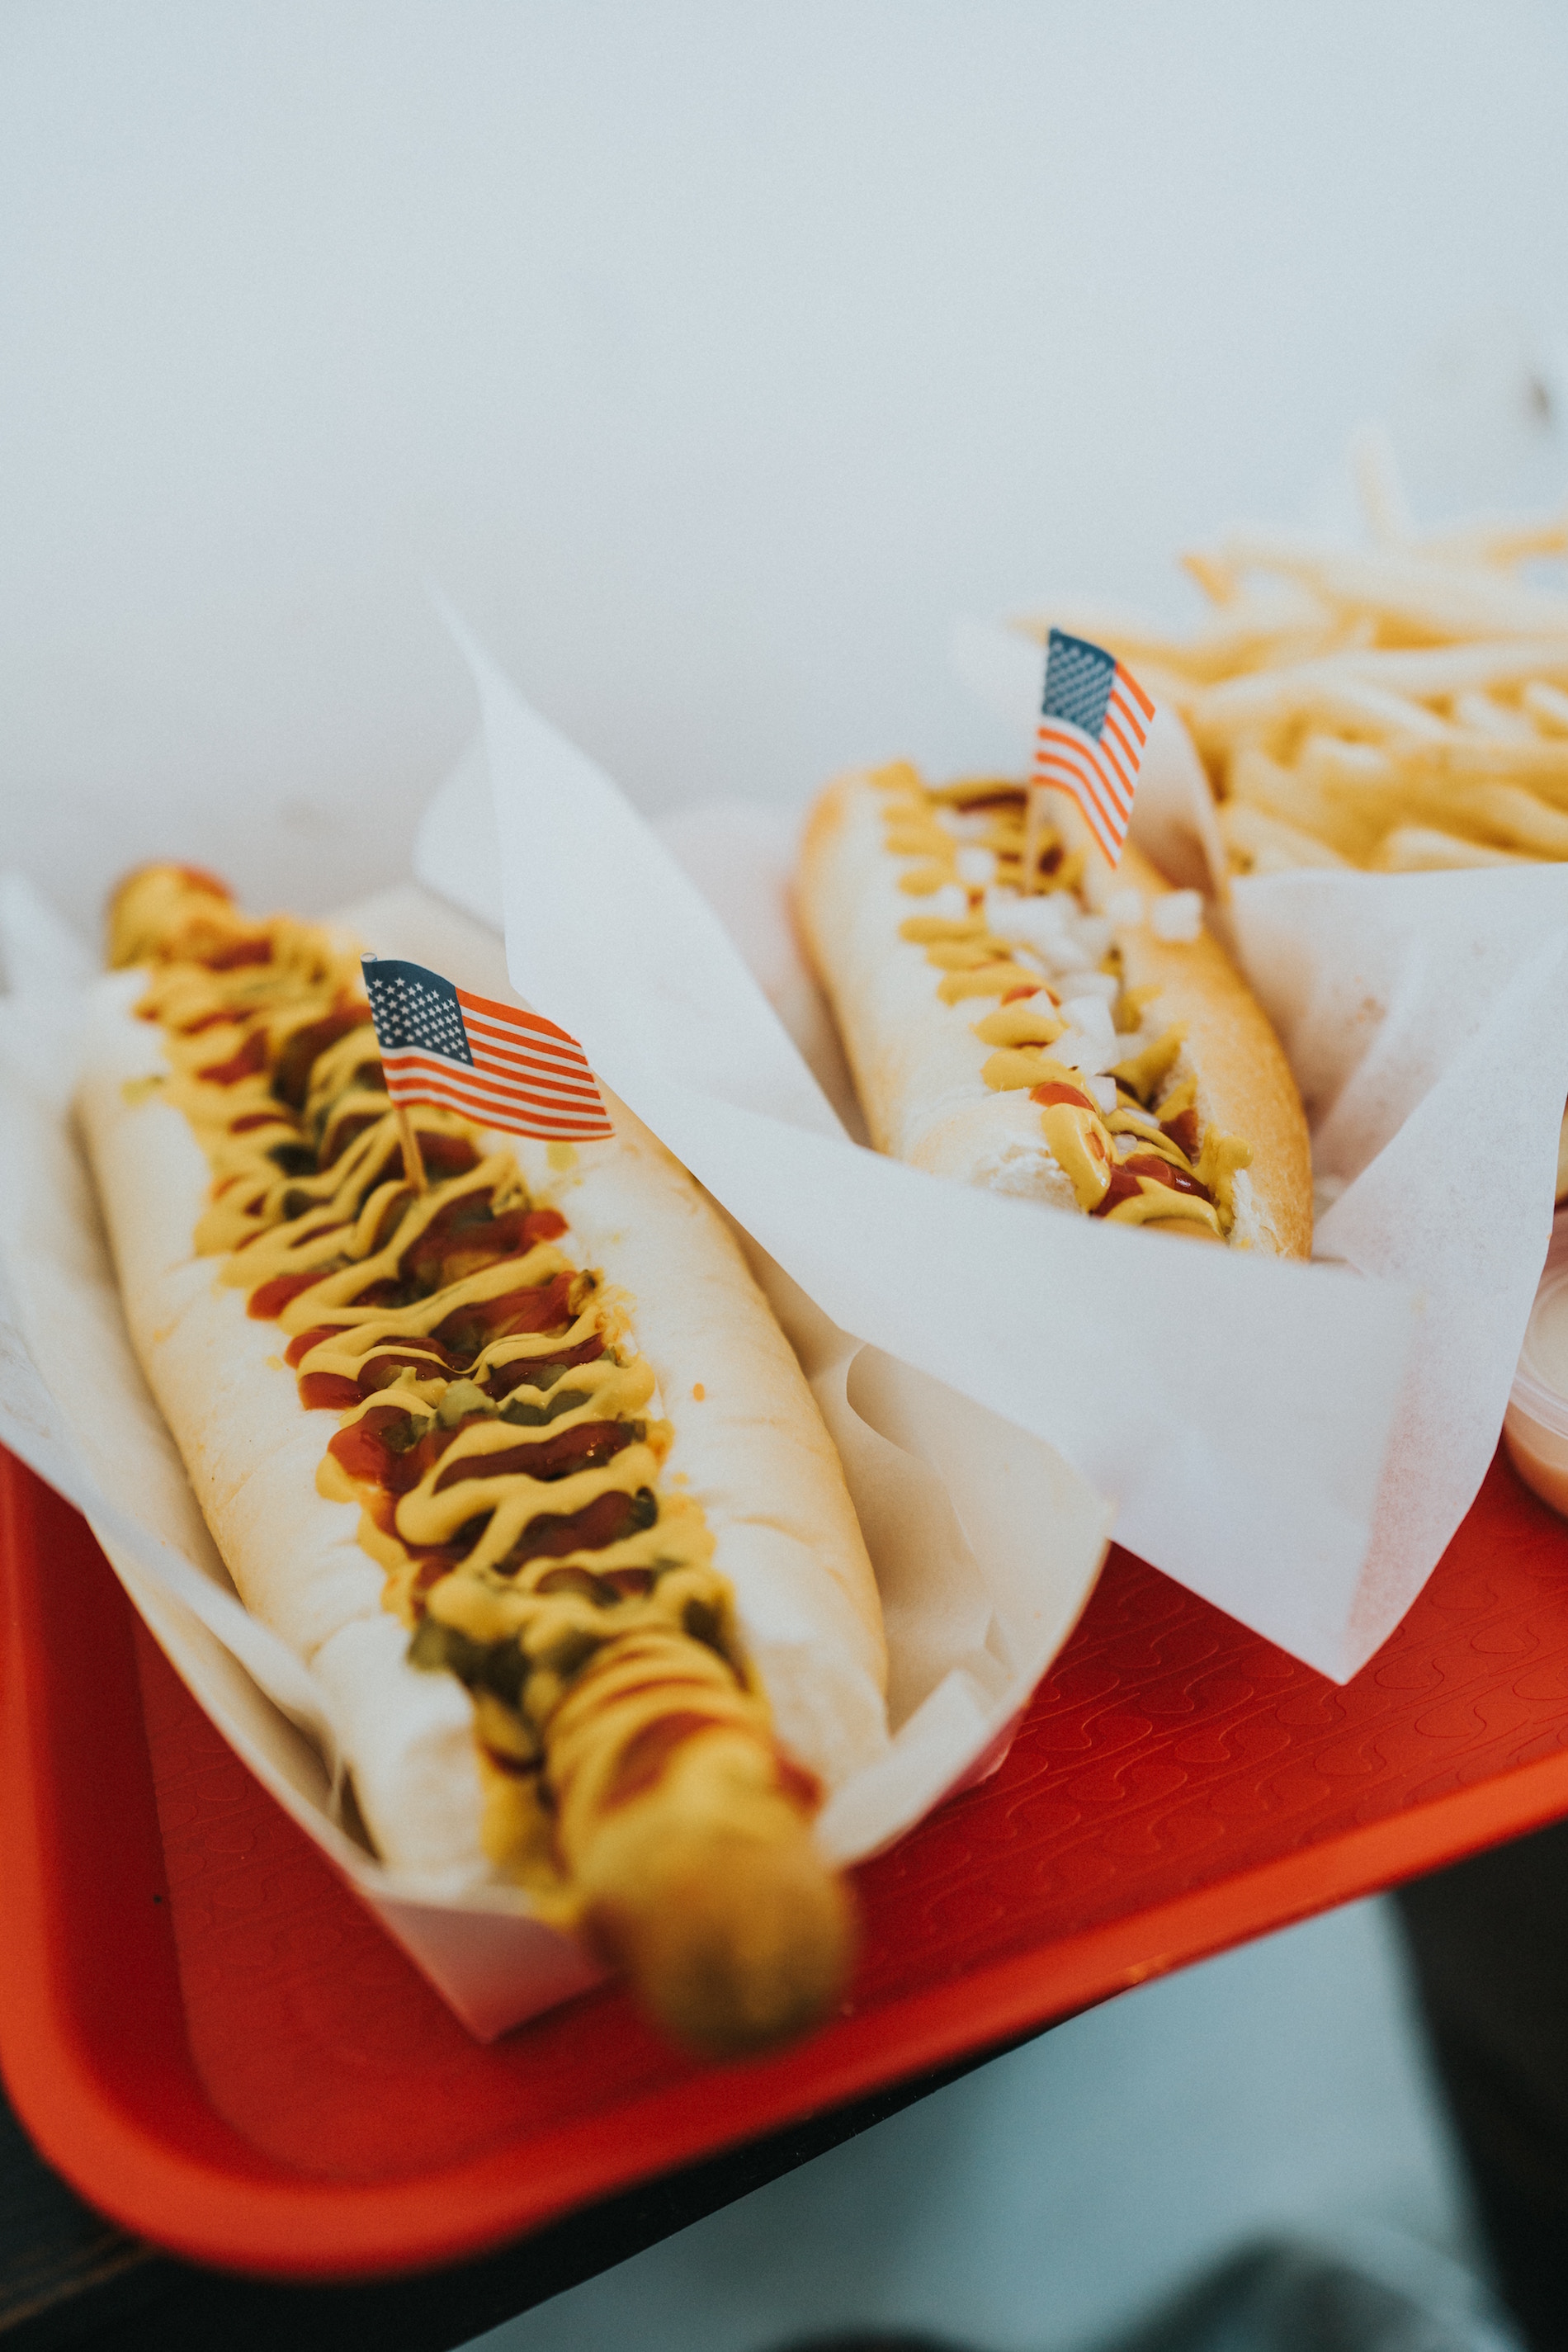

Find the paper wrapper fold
[[951, 616, 1568, 1664], [413, 615, 1419, 1685], [0, 880, 1111, 2040]]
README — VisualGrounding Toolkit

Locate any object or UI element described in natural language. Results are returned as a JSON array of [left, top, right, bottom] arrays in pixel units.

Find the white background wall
[[4, 1, 1568, 933]]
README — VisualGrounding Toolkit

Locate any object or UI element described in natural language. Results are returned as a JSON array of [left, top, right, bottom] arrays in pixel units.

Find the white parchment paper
[[951, 617, 1568, 1666], [413, 616, 1421, 1684]]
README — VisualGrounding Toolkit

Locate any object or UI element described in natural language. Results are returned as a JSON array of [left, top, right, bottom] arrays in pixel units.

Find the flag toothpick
[[394, 1101, 428, 1193], [360, 955, 613, 1148], [1031, 629, 1153, 871]]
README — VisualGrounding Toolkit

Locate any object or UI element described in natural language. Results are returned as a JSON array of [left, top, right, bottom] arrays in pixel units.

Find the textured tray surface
[[6, 1443, 1568, 2276]]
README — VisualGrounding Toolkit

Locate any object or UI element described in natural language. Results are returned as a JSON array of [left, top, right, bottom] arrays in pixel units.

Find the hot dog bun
[[799, 766, 1311, 1257], [78, 870, 886, 2052]]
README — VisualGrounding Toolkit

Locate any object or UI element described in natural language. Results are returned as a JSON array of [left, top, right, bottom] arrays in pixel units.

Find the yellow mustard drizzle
[[865, 763, 1249, 1240], [117, 876, 796, 1916]]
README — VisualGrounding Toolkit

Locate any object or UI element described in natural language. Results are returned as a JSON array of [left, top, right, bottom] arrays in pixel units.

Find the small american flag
[[361, 957, 613, 1142], [1031, 629, 1155, 867]]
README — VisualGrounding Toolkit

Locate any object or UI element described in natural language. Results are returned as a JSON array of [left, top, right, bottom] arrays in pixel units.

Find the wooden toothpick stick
[[1023, 781, 1046, 895], [394, 1101, 427, 1192]]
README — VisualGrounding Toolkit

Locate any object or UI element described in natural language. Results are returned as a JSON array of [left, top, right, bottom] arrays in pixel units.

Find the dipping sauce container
[[1505, 1225, 1568, 1518]]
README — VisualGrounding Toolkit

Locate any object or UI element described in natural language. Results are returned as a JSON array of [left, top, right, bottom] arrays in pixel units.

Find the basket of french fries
[[1022, 436, 1568, 881]]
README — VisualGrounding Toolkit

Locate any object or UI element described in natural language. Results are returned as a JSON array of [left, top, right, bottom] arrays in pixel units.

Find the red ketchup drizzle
[[198, 1031, 267, 1086], [285, 1236, 576, 1386], [328, 1401, 649, 1551], [287, 1323, 352, 1370], [398, 1201, 566, 1292], [1161, 1107, 1201, 1159], [775, 1751, 824, 1811], [430, 1420, 631, 1495], [418, 1133, 480, 1178], [406, 1485, 653, 1599], [1030, 1079, 1097, 1113], [600, 1566, 654, 1598], [202, 937, 274, 971], [506, 1486, 651, 1568], [328, 1405, 457, 1498], [319, 1114, 380, 1169], [1093, 1153, 1212, 1219], [430, 1271, 577, 1360], [176, 1008, 244, 1035], [248, 1268, 338, 1320], [486, 1335, 605, 1396], [604, 1711, 724, 1809], [272, 1007, 372, 1109], [296, 1344, 450, 1409], [297, 1372, 367, 1410], [296, 1329, 607, 1411]]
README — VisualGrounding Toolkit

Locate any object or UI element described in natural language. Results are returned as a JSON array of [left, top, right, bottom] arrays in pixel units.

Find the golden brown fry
[[1187, 663, 1451, 759], [1181, 549, 1240, 606], [1338, 642, 1568, 698], [1217, 538, 1568, 645], [1296, 734, 1400, 788], [1373, 826, 1533, 873], [1438, 783, 1568, 860], [1013, 586, 1339, 686], [1417, 735, 1568, 787], [1351, 423, 1415, 550], [1218, 801, 1355, 875], [1420, 512, 1568, 567], [1523, 680, 1568, 737], [1227, 744, 1386, 865], [1451, 692, 1538, 742]]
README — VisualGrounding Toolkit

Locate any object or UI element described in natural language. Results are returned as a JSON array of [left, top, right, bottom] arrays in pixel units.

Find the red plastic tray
[[6, 1440, 1568, 2283]]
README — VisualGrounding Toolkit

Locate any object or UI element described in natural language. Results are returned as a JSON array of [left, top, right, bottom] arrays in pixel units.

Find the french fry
[[1420, 512, 1568, 567], [1218, 800, 1354, 874], [1523, 680, 1568, 737], [1440, 782, 1568, 860], [1226, 744, 1380, 862], [1014, 585, 1340, 686], [1216, 538, 1568, 645], [1338, 642, 1568, 698], [1295, 734, 1400, 788], [1419, 735, 1568, 788], [1452, 692, 1538, 741], [1181, 550, 1240, 606], [1374, 826, 1533, 873], [1351, 422, 1415, 549], [1187, 663, 1451, 758]]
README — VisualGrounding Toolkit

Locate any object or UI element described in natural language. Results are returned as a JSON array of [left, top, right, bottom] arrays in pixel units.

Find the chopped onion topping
[[1150, 890, 1203, 943]]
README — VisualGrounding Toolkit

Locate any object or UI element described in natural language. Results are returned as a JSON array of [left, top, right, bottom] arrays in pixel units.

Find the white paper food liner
[[414, 613, 1419, 1686], [952, 618, 1568, 1665], [0, 874, 1111, 2040]]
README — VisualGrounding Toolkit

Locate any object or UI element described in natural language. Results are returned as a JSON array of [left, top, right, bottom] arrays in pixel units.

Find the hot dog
[[78, 866, 888, 2054], [799, 767, 1312, 1255]]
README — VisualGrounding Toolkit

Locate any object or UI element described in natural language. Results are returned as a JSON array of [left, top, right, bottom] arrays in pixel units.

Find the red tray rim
[[6, 1445, 1568, 2279]]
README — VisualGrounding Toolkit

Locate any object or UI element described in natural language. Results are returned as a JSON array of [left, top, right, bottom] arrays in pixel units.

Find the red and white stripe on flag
[[1031, 661, 1155, 867], [383, 987, 614, 1142]]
